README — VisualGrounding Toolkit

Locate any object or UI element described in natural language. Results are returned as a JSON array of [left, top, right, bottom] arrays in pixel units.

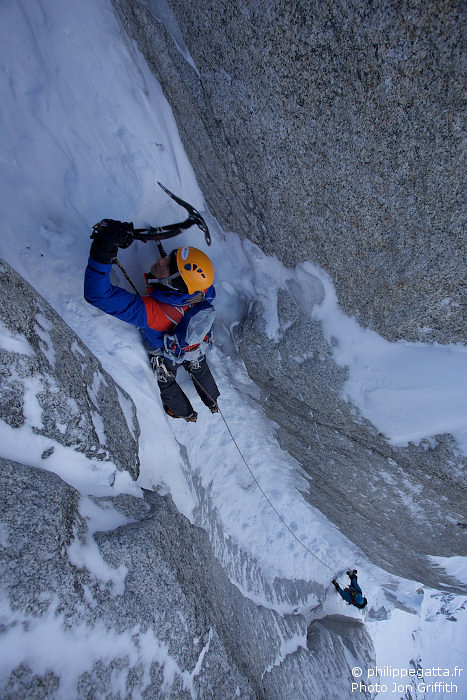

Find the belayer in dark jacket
[[84, 219, 220, 423], [332, 570, 367, 609]]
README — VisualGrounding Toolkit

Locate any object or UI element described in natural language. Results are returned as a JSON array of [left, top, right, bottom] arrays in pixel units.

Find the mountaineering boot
[[184, 412, 198, 423], [165, 407, 198, 423], [332, 579, 339, 590], [346, 569, 358, 576], [209, 401, 219, 414]]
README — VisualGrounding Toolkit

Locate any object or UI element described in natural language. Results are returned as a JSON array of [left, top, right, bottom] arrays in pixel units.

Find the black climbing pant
[[155, 355, 220, 418]]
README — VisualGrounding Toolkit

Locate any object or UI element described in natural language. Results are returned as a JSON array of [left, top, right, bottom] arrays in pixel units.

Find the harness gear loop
[[150, 353, 174, 383], [185, 357, 202, 370]]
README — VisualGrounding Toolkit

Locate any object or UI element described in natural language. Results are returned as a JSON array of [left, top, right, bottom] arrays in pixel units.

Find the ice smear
[[34, 313, 56, 367], [0, 419, 141, 498], [214, 238, 467, 456], [0, 597, 193, 699], [428, 555, 467, 586], [67, 496, 133, 594], [116, 386, 137, 441], [0, 321, 35, 356], [146, 0, 200, 77]]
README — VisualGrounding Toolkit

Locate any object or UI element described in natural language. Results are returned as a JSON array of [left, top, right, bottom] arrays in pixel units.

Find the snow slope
[[0, 0, 466, 696]]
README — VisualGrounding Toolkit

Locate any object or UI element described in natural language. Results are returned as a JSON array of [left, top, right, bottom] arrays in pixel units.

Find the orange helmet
[[176, 246, 214, 293]]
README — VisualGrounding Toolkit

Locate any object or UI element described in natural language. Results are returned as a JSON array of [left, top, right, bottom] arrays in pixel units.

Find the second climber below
[[84, 219, 220, 423], [332, 570, 368, 610]]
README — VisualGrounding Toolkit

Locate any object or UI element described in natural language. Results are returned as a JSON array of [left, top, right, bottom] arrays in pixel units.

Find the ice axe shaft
[[133, 182, 211, 246]]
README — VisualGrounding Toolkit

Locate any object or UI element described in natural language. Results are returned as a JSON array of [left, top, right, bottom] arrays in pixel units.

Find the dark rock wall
[[234, 295, 467, 591], [110, 0, 467, 591], [0, 259, 376, 696], [1, 459, 376, 697], [0, 259, 140, 479], [113, 0, 465, 343]]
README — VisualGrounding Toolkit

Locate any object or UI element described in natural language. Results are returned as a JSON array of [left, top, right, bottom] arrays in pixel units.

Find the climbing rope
[[112, 258, 339, 581], [114, 258, 141, 296], [188, 372, 337, 578]]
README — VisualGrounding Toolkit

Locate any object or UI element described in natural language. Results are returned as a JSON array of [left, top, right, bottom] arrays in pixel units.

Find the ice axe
[[132, 182, 211, 251]]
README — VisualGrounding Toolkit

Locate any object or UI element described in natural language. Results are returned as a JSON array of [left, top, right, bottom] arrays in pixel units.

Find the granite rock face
[[112, 0, 464, 344], [234, 290, 467, 592], [0, 259, 140, 480], [0, 259, 376, 696], [0, 459, 376, 697], [110, 0, 466, 590]]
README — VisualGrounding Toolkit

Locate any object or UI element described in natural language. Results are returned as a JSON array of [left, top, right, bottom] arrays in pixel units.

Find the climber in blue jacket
[[332, 570, 367, 609], [84, 219, 220, 422]]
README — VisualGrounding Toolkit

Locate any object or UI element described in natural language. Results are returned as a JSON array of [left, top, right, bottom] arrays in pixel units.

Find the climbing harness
[[149, 353, 174, 383], [185, 357, 202, 371]]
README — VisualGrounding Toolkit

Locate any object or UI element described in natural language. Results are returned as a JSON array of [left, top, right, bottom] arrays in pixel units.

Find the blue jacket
[[84, 257, 215, 349], [335, 575, 366, 608]]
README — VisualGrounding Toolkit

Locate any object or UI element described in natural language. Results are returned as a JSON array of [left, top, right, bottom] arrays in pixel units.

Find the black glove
[[90, 219, 134, 264]]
